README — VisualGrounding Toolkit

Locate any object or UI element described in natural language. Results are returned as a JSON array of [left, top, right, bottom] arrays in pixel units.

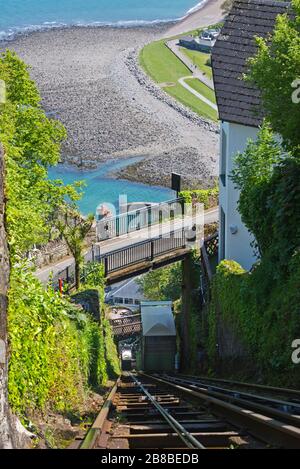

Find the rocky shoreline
[[112, 46, 219, 188], [2, 24, 219, 188]]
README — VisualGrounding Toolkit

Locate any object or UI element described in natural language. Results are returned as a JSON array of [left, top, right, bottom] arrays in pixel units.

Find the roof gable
[[212, 0, 290, 127], [140, 301, 176, 337]]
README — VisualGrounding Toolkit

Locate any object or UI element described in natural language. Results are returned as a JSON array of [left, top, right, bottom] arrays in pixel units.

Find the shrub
[[8, 262, 119, 416], [207, 258, 300, 385], [179, 186, 219, 210]]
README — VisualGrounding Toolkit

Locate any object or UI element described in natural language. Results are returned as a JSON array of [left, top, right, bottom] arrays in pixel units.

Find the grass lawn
[[139, 40, 190, 84], [166, 83, 218, 122], [186, 78, 217, 104], [181, 49, 213, 80], [139, 40, 218, 121]]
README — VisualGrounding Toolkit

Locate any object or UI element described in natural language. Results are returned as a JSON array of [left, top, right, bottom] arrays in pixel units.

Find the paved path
[[166, 39, 215, 90], [165, 40, 217, 112], [36, 207, 218, 285], [179, 77, 218, 111]]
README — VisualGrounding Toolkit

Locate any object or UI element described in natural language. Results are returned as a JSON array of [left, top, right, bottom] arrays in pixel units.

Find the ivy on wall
[[207, 258, 300, 385], [8, 263, 120, 416], [204, 122, 300, 385]]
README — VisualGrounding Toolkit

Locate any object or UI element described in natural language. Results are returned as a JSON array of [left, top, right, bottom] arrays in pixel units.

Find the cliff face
[[0, 144, 12, 448]]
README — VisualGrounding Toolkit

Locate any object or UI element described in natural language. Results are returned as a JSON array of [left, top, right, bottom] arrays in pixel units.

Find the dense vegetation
[[207, 256, 300, 385], [0, 51, 119, 420], [8, 264, 116, 415], [137, 262, 182, 302], [205, 1, 300, 385], [179, 186, 219, 210], [206, 127, 300, 384], [246, 0, 300, 153]]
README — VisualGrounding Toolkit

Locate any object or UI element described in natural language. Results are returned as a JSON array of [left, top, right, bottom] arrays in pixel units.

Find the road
[[36, 207, 218, 285]]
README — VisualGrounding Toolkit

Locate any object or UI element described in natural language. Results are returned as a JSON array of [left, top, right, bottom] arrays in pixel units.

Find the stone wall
[[71, 289, 101, 323], [32, 224, 96, 269]]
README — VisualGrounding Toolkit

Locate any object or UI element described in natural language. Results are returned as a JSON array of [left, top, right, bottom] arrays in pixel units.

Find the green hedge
[[179, 186, 219, 210], [207, 257, 300, 385], [8, 264, 120, 416]]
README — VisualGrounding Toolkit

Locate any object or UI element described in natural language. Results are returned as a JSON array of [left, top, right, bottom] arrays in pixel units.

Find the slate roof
[[212, 0, 290, 127]]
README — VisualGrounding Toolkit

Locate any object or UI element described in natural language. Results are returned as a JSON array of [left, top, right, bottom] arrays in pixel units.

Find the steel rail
[[158, 374, 300, 428], [80, 378, 120, 449], [141, 373, 300, 448], [130, 373, 205, 450], [178, 374, 300, 399], [163, 375, 300, 414]]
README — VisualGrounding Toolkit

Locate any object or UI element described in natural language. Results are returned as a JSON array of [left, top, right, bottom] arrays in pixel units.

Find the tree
[[57, 209, 94, 290], [246, 0, 300, 154], [231, 123, 300, 273], [137, 263, 182, 301], [230, 123, 283, 256], [0, 50, 81, 259]]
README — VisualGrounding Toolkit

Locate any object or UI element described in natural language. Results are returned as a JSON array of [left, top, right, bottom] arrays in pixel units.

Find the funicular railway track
[[161, 374, 300, 411], [172, 374, 300, 402], [77, 373, 300, 450]]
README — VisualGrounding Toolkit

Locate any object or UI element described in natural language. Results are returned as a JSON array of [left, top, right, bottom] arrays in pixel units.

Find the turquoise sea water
[[3, 2, 187, 213], [48, 158, 175, 215], [0, 0, 203, 40]]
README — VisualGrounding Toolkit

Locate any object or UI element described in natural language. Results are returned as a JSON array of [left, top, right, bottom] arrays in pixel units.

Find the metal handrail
[[97, 197, 184, 224], [97, 198, 185, 241], [53, 227, 187, 290], [99, 228, 185, 259]]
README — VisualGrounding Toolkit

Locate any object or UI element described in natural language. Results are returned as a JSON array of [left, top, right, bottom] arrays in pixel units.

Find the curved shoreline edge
[[2, 14, 220, 189], [0, 0, 222, 43]]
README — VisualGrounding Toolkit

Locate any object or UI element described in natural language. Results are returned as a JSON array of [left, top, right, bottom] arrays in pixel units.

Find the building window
[[114, 297, 123, 304], [220, 128, 227, 186], [135, 299, 140, 305], [220, 207, 226, 260]]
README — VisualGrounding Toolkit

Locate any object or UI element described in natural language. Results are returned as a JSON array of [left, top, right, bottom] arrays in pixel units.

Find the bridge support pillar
[[181, 254, 192, 372]]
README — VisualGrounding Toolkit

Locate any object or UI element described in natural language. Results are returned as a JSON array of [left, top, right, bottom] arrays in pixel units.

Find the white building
[[105, 277, 145, 310], [212, 0, 289, 270]]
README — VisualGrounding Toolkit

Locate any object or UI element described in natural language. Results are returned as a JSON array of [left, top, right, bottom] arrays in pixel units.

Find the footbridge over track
[[36, 207, 218, 289], [110, 313, 142, 338]]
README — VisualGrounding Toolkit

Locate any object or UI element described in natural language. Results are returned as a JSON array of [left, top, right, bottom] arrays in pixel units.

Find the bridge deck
[[105, 246, 189, 285], [36, 208, 218, 289]]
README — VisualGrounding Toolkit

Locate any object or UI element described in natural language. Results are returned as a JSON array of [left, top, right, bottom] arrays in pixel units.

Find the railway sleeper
[[110, 431, 242, 449], [120, 422, 230, 434]]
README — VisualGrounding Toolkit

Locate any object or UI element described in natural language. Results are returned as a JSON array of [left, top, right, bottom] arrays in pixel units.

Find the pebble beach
[[1, 1, 222, 188]]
